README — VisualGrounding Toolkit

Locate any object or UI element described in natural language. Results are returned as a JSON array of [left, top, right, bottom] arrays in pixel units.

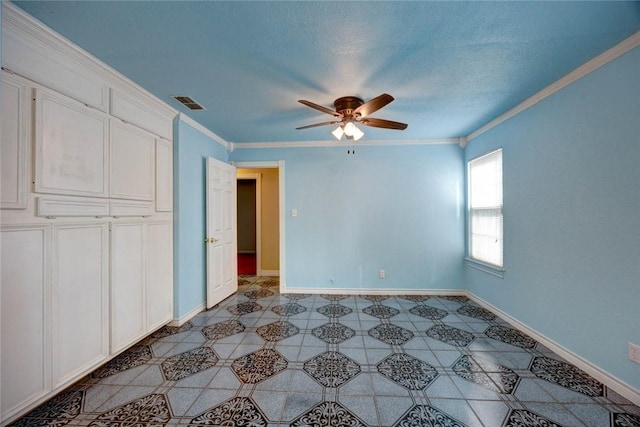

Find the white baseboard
[[467, 292, 640, 407], [169, 302, 205, 327], [279, 285, 466, 296], [258, 269, 279, 277]]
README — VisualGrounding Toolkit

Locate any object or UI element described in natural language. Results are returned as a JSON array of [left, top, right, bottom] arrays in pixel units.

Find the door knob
[[204, 237, 219, 243]]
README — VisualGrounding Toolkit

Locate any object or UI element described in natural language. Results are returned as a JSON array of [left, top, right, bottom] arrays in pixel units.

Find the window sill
[[465, 258, 504, 278]]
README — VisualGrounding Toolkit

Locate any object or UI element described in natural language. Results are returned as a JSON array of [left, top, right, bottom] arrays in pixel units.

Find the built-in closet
[[1, 3, 176, 423]]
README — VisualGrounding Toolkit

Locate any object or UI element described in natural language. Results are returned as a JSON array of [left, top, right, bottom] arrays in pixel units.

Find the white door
[[146, 221, 173, 331], [52, 223, 109, 387], [1, 226, 50, 419], [110, 221, 146, 353], [206, 157, 237, 308]]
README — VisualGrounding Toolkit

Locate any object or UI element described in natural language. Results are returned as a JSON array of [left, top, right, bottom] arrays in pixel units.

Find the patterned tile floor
[[10, 276, 640, 427]]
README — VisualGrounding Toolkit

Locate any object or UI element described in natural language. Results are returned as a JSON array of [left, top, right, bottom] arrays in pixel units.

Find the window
[[468, 149, 503, 269]]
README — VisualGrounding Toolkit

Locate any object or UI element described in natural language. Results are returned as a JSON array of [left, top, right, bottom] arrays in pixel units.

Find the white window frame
[[466, 148, 504, 276]]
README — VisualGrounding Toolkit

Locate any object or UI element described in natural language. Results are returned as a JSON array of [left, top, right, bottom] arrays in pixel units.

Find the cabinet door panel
[[35, 89, 109, 198], [1, 226, 50, 418], [110, 121, 154, 201], [110, 222, 146, 353], [1, 74, 29, 209], [155, 139, 172, 212], [147, 222, 173, 331], [52, 224, 109, 388], [110, 89, 172, 140], [36, 90, 109, 197]]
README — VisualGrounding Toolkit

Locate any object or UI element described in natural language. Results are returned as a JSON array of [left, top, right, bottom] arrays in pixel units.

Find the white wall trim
[[257, 270, 280, 277], [178, 113, 231, 151], [279, 286, 467, 296], [467, 30, 640, 143], [277, 161, 286, 291], [468, 292, 640, 407], [168, 303, 205, 327], [231, 138, 462, 150], [232, 161, 280, 168]]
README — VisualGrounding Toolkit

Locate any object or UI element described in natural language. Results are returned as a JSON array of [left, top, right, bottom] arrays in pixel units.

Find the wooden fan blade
[[296, 121, 340, 130], [298, 100, 341, 117], [360, 118, 408, 130], [354, 93, 394, 117]]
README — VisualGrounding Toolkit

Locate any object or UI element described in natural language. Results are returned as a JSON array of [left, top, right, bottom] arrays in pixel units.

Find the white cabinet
[[1, 226, 50, 420], [147, 221, 174, 331], [110, 221, 174, 353], [1, 220, 174, 423], [1, 224, 110, 420], [1, 10, 176, 423], [110, 221, 146, 354], [110, 120, 155, 201], [155, 139, 173, 212], [52, 223, 109, 388], [34, 88, 110, 198], [1, 74, 30, 209]]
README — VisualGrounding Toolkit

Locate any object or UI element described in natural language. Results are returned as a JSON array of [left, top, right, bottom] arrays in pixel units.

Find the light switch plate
[[629, 342, 640, 364]]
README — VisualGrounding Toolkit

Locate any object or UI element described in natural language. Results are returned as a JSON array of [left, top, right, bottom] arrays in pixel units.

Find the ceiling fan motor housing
[[334, 96, 364, 117]]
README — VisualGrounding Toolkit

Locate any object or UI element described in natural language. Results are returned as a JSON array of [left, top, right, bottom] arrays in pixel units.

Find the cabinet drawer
[[37, 197, 110, 218], [110, 200, 154, 217]]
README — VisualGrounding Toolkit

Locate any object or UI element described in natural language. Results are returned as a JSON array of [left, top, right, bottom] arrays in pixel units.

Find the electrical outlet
[[629, 342, 640, 364], [379, 269, 385, 279]]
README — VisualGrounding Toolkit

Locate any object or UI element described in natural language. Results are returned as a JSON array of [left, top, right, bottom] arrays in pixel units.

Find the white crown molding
[[232, 138, 461, 150], [468, 291, 640, 407], [178, 113, 231, 151], [467, 31, 640, 143], [2, 2, 177, 121]]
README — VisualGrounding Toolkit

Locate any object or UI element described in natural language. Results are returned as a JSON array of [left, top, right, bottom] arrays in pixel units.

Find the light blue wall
[[172, 40, 639, 395], [173, 118, 228, 319], [464, 47, 640, 390], [231, 144, 466, 291]]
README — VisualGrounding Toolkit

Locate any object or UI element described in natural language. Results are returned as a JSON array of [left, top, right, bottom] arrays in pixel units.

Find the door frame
[[232, 160, 285, 291], [236, 172, 261, 275]]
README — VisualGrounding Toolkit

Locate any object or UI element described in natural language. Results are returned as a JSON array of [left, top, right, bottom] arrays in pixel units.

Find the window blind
[[468, 149, 503, 268]]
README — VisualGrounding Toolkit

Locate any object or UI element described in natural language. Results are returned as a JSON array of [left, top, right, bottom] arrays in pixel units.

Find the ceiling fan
[[296, 93, 408, 141]]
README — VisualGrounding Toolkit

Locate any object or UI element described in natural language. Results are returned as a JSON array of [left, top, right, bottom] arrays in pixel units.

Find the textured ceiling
[[12, 1, 640, 144]]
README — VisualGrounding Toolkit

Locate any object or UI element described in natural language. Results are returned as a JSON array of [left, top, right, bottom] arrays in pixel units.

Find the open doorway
[[236, 165, 281, 278], [237, 177, 258, 275]]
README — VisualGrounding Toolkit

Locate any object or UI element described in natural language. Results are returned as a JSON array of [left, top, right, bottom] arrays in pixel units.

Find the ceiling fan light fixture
[[343, 121, 364, 141], [352, 126, 364, 141], [332, 125, 344, 140], [343, 121, 357, 137]]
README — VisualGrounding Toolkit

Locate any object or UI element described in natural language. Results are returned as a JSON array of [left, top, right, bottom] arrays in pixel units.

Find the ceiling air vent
[[171, 95, 206, 111]]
